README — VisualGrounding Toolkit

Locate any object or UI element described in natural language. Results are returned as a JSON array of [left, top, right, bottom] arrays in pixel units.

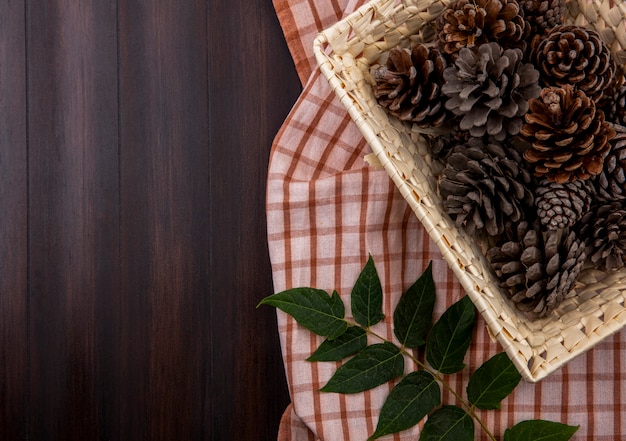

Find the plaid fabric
[[267, 0, 626, 439]]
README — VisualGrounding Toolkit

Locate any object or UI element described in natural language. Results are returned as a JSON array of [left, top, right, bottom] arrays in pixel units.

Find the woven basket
[[313, 0, 626, 382]]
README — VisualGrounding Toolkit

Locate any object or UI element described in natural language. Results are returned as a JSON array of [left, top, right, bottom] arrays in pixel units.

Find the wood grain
[[1, 0, 302, 439], [26, 1, 119, 439], [118, 0, 210, 438], [0, 1, 27, 439], [207, 1, 302, 439]]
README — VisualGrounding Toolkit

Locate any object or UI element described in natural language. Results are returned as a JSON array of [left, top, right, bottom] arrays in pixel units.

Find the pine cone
[[535, 179, 592, 230], [442, 43, 541, 140], [578, 201, 626, 270], [435, 0, 529, 59], [535, 179, 593, 230], [438, 137, 534, 237], [532, 25, 616, 102], [604, 84, 626, 126], [487, 221, 547, 312], [429, 128, 471, 159], [519, 0, 565, 37], [539, 229, 586, 315], [487, 222, 585, 317], [372, 45, 449, 127], [593, 133, 626, 201], [600, 70, 626, 126], [520, 85, 616, 183]]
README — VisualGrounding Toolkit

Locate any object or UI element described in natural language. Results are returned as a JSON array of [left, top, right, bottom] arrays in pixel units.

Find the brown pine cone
[[372, 44, 448, 127], [435, 0, 529, 59], [603, 83, 626, 126], [537, 229, 586, 316], [487, 220, 547, 312], [600, 68, 626, 126], [429, 128, 471, 160], [487, 221, 585, 317], [532, 25, 616, 102], [520, 85, 616, 183], [593, 133, 626, 201], [535, 178, 592, 230], [521, 0, 566, 54], [578, 201, 626, 270], [442, 43, 541, 140], [519, 0, 565, 36], [438, 137, 534, 237]]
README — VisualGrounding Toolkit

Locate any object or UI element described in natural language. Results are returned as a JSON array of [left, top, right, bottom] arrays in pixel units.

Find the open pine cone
[[487, 221, 586, 317], [535, 178, 592, 230], [487, 221, 546, 312], [538, 229, 586, 316], [442, 43, 541, 140], [532, 25, 616, 102], [578, 201, 626, 270], [438, 137, 534, 237], [435, 0, 529, 59], [520, 85, 616, 183], [372, 44, 448, 127]]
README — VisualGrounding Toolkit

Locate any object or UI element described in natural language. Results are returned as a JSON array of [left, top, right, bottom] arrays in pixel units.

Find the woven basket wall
[[313, 0, 626, 382]]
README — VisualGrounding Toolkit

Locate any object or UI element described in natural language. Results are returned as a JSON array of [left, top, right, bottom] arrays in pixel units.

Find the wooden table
[[0, 1, 302, 439]]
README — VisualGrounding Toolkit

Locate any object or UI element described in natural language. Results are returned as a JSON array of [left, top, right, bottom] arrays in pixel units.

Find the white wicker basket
[[313, 0, 626, 382]]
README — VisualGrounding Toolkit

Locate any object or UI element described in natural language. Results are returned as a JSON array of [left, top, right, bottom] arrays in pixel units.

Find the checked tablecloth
[[266, 0, 626, 439]]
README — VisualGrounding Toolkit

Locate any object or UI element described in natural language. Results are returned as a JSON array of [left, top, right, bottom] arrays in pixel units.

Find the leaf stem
[[365, 326, 497, 441]]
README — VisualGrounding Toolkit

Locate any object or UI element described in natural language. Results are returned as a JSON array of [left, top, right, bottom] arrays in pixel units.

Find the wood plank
[[26, 1, 119, 439], [118, 1, 210, 438], [14, 0, 301, 438], [0, 1, 27, 439], [207, 0, 302, 438]]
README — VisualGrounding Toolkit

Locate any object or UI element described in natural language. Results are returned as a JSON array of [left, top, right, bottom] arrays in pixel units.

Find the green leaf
[[258, 288, 348, 339], [351, 255, 385, 327], [466, 352, 522, 410], [419, 405, 474, 441], [393, 261, 436, 348], [503, 420, 579, 441], [426, 296, 476, 374], [369, 370, 441, 440], [320, 342, 404, 394], [307, 327, 368, 362]]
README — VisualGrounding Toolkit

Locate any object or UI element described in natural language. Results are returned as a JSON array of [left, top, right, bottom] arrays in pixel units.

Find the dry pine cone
[[535, 178, 592, 230], [532, 25, 616, 102], [600, 69, 626, 126], [438, 137, 534, 237], [487, 221, 586, 317], [520, 85, 615, 183], [520, 0, 565, 36], [435, 0, 529, 58], [373, 44, 448, 127], [578, 202, 626, 270], [442, 43, 541, 140], [593, 133, 626, 201]]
